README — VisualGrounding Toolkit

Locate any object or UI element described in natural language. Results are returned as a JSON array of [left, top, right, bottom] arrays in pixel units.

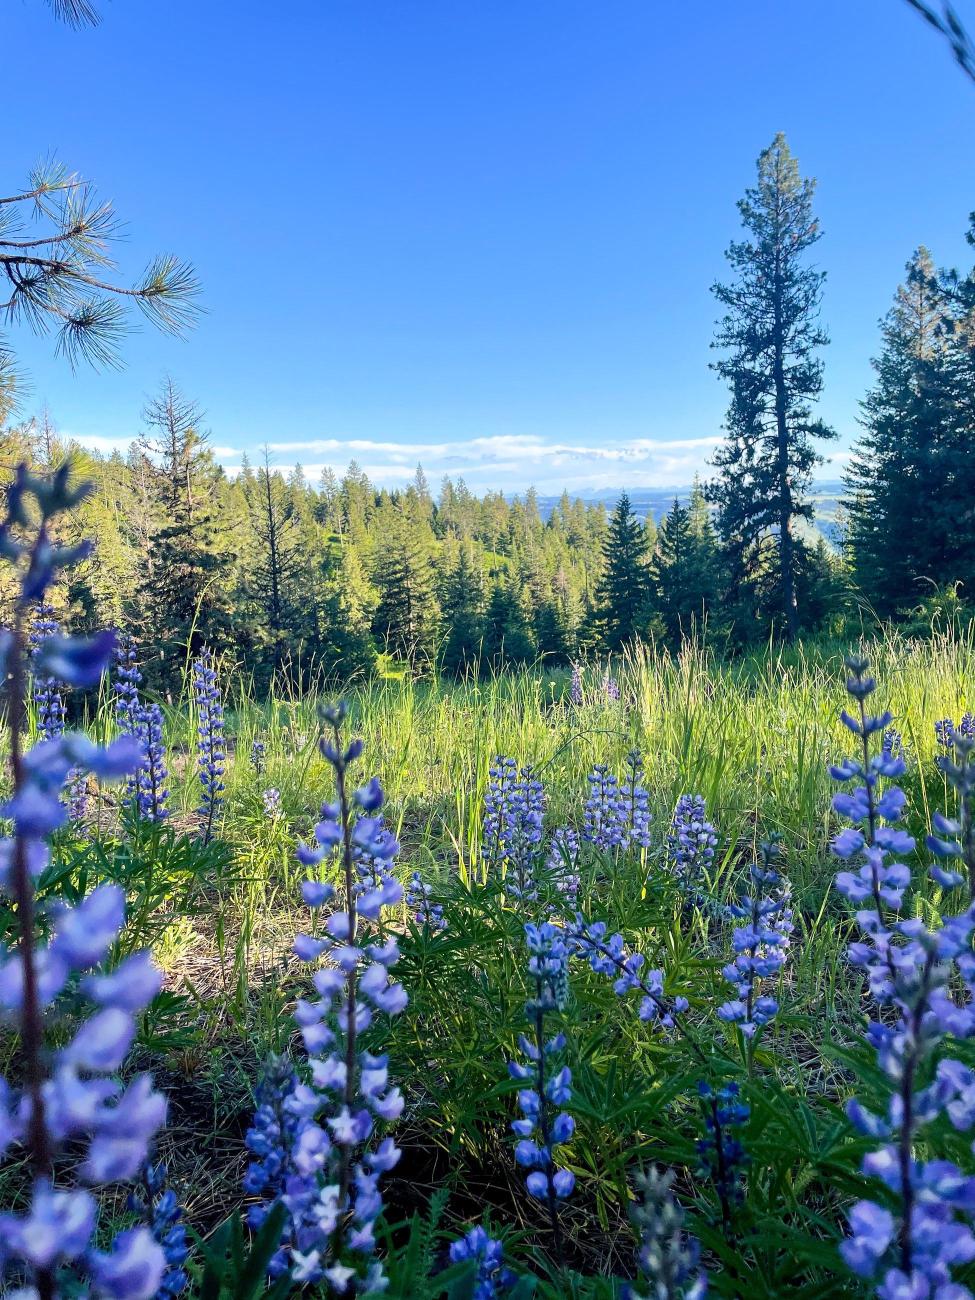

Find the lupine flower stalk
[[405, 871, 445, 932], [250, 738, 267, 775], [622, 750, 653, 850], [582, 764, 627, 851], [628, 1165, 708, 1300], [28, 602, 66, 742], [0, 464, 167, 1300], [127, 1163, 189, 1298], [193, 648, 225, 843], [245, 704, 405, 1291], [928, 720, 975, 902], [133, 702, 170, 822], [448, 1226, 516, 1298], [112, 633, 142, 736], [831, 657, 975, 1296], [569, 663, 583, 707], [696, 1082, 749, 1234], [568, 915, 689, 1033], [509, 922, 574, 1263], [667, 795, 718, 894], [716, 840, 792, 1043], [544, 826, 580, 912], [481, 758, 545, 898]]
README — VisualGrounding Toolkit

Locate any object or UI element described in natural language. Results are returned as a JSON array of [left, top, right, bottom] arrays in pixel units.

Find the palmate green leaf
[[194, 1204, 289, 1300]]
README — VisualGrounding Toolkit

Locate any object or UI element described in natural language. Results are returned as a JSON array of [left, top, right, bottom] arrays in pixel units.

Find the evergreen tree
[[439, 544, 486, 677], [372, 514, 438, 668], [708, 133, 835, 641], [653, 495, 720, 646], [594, 492, 650, 651], [482, 576, 535, 671]]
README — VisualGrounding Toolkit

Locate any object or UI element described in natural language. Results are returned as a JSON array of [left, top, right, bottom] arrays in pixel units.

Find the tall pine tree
[[708, 133, 835, 641], [594, 492, 650, 651]]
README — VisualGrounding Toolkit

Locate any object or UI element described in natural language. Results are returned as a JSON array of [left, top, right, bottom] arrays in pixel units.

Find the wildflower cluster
[[936, 713, 974, 749], [717, 840, 792, 1039], [193, 648, 225, 841], [628, 1165, 707, 1300], [448, 1226, 515, 1299], [246, 704, 406, 1292], [832, 657, 975, 1296], [0, 464, 168, 1299], [696, 1082, 749, 1229], [509, 923, 574, 1254]]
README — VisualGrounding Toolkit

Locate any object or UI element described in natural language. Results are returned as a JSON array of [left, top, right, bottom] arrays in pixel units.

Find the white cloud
[[256, 432, 722, 492], [63, 433, 136, 455]]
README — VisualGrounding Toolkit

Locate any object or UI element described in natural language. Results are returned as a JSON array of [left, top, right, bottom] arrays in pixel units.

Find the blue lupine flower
[[667, 795, 718, 891], [569, 663, 584, 707], [832, 657, 975, 1293], [251, 738, 267, 775], [29, 602, 66, 742], [263, 787, 281, 819], [0, 466, 167, 1299], [568, 914, 688, 1030], [481, 758, 545, 898], [602, 672, 620, 703], [545, 827, 581, 912], [582, 765, 627, 851], [193, 649, 225, 842], [697, 1082, 749, 1229], [127, 1163, 189, 1298], [132, 702, 170, 822], [628, 1165, 708, 1300], [405, 871, 445, 932], [622, 750, 653, 850], [508, 923, 574, 1258], [926, 720, 974, 895], [716, 841, 792, 1039], [448, 1225, 516, 1298], [248, 711, 405, 1292], [112, 634, 142, 737]]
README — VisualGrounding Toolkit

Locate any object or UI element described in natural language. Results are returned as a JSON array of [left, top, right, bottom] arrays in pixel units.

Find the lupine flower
[[697, 1082, 749, 1231], [568, 915, 688, 1030], [667, 795, 718, 892], [481, 758, 545, 898], [130, 702, 170, 823], [545, 827, 580, 911], [628, 1165, 708, 1300], [448, 1225, 516, 1298], [405, 871, 445, 932], [927, 716, 974, 899], [0, 463, 167, 1300], [247, 707, 405, 1292], [832, 657, 975, 1294], [127, 1163, 189, 1298], [482, 756, 519, 871], [582, 765, 627, 851], [716, 841, 792, 1040], [602, 671, 621, 703], [262, 787, 281, 819], [508, 923, 574, 1260], [881, 727, 902, 761], [29, 602, 66, 742], [112, 634, 142, 737], [67, 769, 90, 825], [622, 750, 653, 850], [251, 738, 267, 775], [193, 649, 225, 842], [935, 717, 955, 749], [569, 663, 583, 708]]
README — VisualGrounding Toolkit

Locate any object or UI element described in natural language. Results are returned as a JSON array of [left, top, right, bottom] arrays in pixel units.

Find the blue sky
[[6, 0, 975, 492]]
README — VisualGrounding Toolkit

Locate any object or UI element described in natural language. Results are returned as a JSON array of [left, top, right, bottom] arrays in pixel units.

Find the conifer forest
[[2, 2, 975, 1297]]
